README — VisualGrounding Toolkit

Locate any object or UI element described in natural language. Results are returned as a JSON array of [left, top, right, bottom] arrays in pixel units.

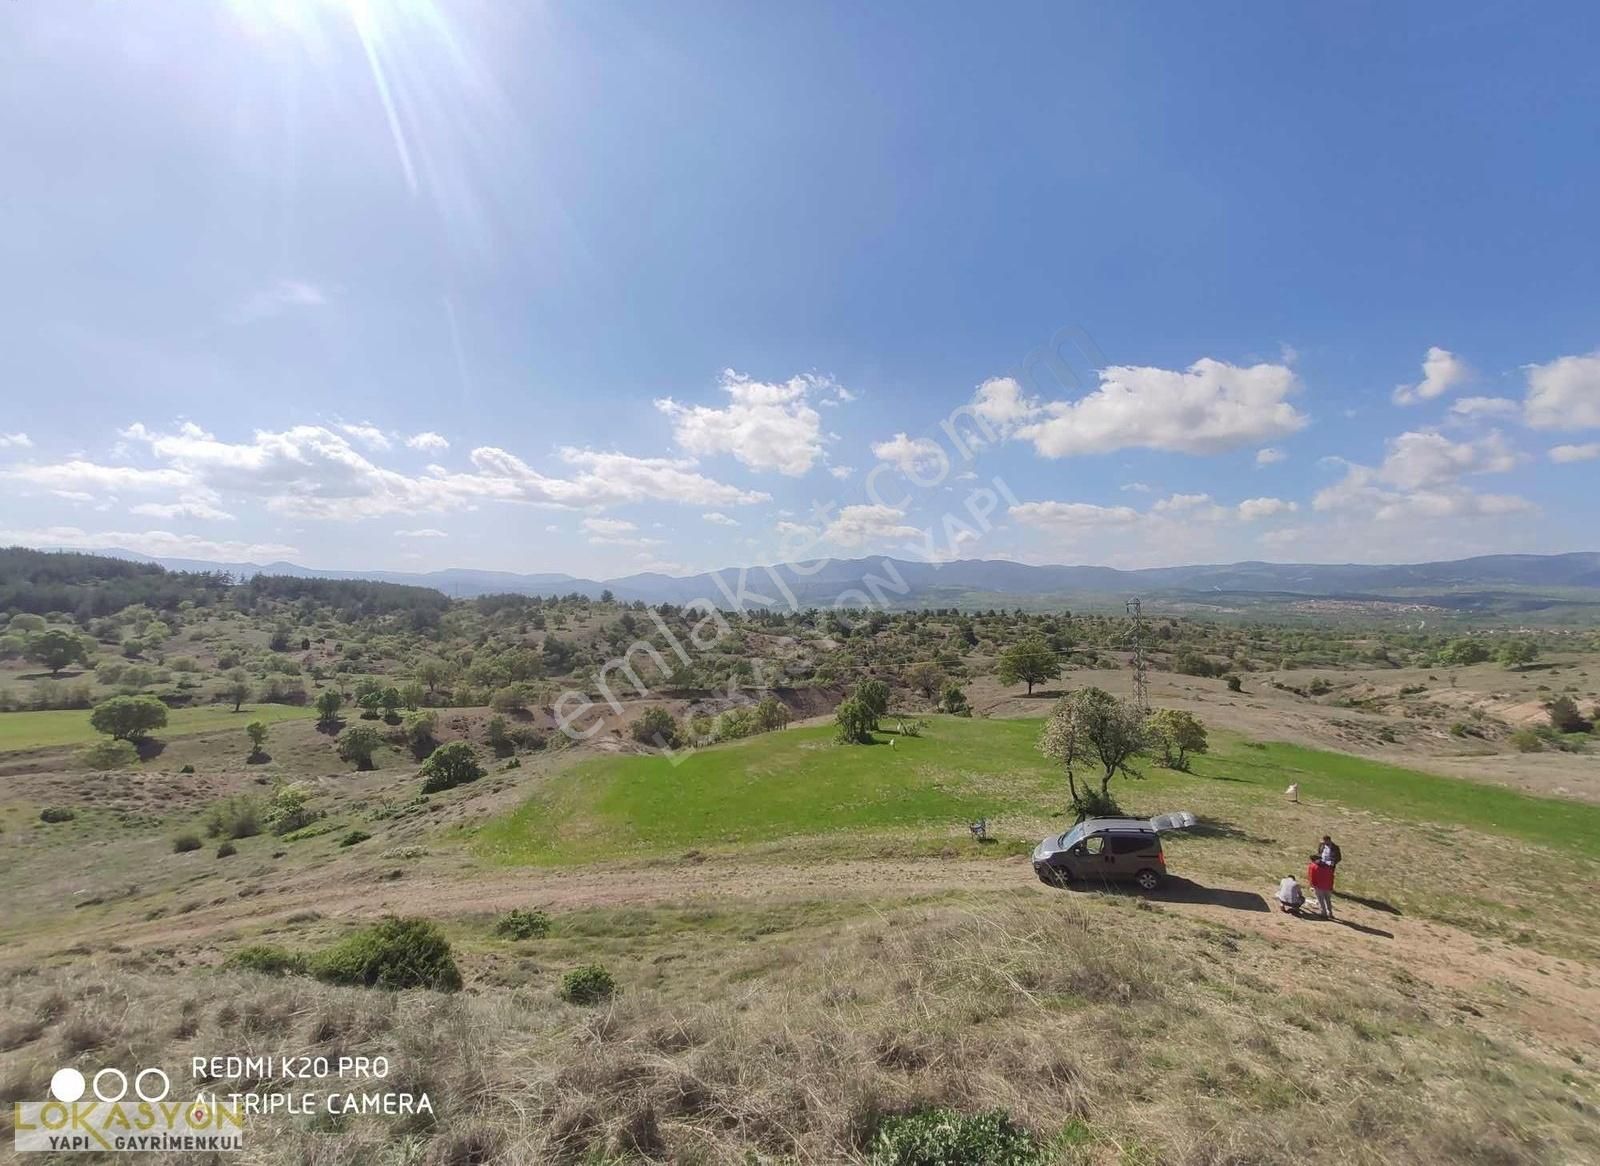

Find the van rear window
[[1109, 834, 1155, 854]]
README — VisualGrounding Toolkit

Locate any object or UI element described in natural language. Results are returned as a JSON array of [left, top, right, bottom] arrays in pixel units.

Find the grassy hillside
[[0, 701, 314, 751], [477, 716, 1600, 866]]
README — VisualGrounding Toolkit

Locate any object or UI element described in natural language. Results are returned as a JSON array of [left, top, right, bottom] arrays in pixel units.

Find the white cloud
[[1236, 497, 1299, 521], [702, 512, 739, 526], [1, 458, 196, 495], [828, 465, 855, 480], [0, 526, 297, 562], [1449, 396, 1519, 420], [1549, 442, 1600, 464], [1314, 430, 1527, 521], [105, 422, 767, 518], [1255, 447, 1287, 466], [1524, 351, 1600, 430], [580, 516, 662, 548], [0, 432, 32, 449], [971, 359, 1306, 457], [1009, 501, 1142, 531], [230, 279, 328, 324], [339, 422, 392, 451], [404, 431, 450, 452], [130, 501, 236, 521], [1393, 346, 1469, 405], [870, 433, 947, 478], [821, 504, 923, 548], [657, 370, 843, 475], [395, 527, 449, 537]]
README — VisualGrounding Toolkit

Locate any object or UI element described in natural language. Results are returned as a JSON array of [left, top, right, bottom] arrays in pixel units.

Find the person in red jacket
[[1306, 854, 1336, 920]]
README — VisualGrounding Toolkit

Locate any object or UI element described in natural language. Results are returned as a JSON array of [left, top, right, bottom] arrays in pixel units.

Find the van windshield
[[1059, 824, 1085, 850]]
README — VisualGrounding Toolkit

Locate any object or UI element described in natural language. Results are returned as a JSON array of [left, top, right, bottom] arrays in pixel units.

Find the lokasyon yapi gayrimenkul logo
[[13, 1065, 245, 1153]]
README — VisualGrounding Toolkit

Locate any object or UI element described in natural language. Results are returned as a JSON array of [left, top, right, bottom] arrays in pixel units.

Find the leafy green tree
[[399, 681, 424, 711], [419, 741, 484, 793], [1497, 639, 1538, 671], [630, 707, 681, 748], [997, 639, 1060, 695], [486, 714, 512, 755], [358, 691, 384, 719], [1037, 687, 1147, 814], [223, 672, 251, 713], [415, 657, 449, 694], [1547, 696, 1591, 734], [939, 680, 971, 716], [336, 724, 384, 771], [834, 697, 875, 744], [378, 686, 403, 718], [1145, 708, 1208, 770], [90, 694, 169, 742], [855, 679, 890, 729], [315, 688, 343, 725], [1442, 638, 1491, 666], [753, 696, 790, 732], [26, 628, 90, 677], [905, 661, 945, 700], [246, 720, 268, 757]]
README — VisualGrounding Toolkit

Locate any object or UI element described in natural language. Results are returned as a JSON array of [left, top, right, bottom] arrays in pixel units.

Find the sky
[[1, 0, 1597, 580]]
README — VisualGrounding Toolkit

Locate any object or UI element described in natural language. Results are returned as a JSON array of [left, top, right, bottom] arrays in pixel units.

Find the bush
[[835, 697, 875, 745], [419, 741, 484, 794], [486, 714, 513, 756], [226, 944, 306, 977], [338, 829, 371, 847], [869, 1107, 1042, 1166], [1068, 788, 1124, 820], [1510, 728, 1543, 753], [172, 833, 202, 853], [265, 784, 322, 836], [204, 796, 262, 840], [630, 706, 681, 749], [39, 806, 75, 824], [78, 739, 139, 771], [492, 908, 552, 940], [89, 694, 168, 741], [559, 964, 617, 1005], [940, 681, 971, 716], [179, 763, 195, 774], [336, 724, 384, 770], [1547, 696, 1592, 734], [310, 916, 463, 991], [1224, 673, 1243, 692], [216, 841, 237, 858]]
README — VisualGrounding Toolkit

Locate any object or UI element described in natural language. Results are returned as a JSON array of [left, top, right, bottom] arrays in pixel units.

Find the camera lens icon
[[50, 1066, 171, 1103]]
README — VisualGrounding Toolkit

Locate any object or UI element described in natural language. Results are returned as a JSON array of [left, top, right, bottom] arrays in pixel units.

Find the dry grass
[[3, 894, 1594, 1165]]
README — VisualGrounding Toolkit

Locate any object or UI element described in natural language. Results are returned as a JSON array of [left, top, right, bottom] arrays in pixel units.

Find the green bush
[[265, 784, 322, 836], [179, 763, 196, 774], [870, 1108, 1042, 1165], [77, 739, 139, 771], [39, 806, 75, 823], [1510, 728, 1544, 753], [419, 741, 484, 794], [310, 917, 462, 992], [172, 833, 202, 853], [1070, 788, 1124, 821], [630, 707, 681, 748], [559, 964, 617, 1005], [227, 944, 306, 977], [492, 908, 551, 940], [216, 841, 237, 858], [204, 796, 262, 840], [89, 693, 168, 741], [338, 829, 371, 847]]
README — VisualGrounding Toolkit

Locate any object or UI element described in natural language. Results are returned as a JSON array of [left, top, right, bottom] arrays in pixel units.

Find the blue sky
[[1, 0, 1596, 578]]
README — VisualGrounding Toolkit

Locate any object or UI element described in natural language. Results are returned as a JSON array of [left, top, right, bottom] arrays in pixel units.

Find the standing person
[[1307, 854, 1335, 920], [1318, 835, 1341, 868]]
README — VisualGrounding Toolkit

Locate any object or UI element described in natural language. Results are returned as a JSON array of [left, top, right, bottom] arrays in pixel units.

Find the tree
[[223, 672, 251, 713], [1497, 639, 1538, 671], [90, 694, 169, 742], [246, 720, 268, 757], [1145, 708, 1208, 771], [315, 688, 343, 726], [835, 697, 875, 745], [855, 679, 890, 729], [630, 707, 681, 749], [415, 657, 449, 694], [358, 691, 384, 719], [1037, 687, 1148, 815], [905, 662, 945, 701], [26, 628, 90, 677], [378, 686, 403, 719], [1546, 696, 1592, 734], [939, 681, 971, 716], [1442, 638, 1491, 666], [420, 741, 484, 793], [996, 639, 1060, 695], [399, 681, 424, 711], [753, 696, 790, 732], [336, 724, 383, 771]]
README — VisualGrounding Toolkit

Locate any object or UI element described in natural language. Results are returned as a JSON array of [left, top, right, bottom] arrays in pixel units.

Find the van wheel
[[1134, 868, 1162, 892]]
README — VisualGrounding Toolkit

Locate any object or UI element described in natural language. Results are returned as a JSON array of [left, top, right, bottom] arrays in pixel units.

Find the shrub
[[630, 706, 680, 749], [266, 784, 322, 836], [1173, 650, 1220, 678], [336, 724, 383, 770], [338, 829, 371, 847], [560, 964, 617, 1005], [1145, 708, 1208, 770], [835, 698, 875, 745], [492, 909, 552, 940], [1547, 696, 1592, 734], [486, 714, 513, 756], [78, 739, 139, 771], [310, 917, 463, 991], [855, 679, 890, 725], [1224, 673, 1243, 693], [216, 841, 237, 858], [715, 706, 755, 741], [869, 1108, 1042, 1166], [39, 806, 75, 823], [179, 763, 195, 774], [940, 681, 971, 716], [172, 833, 202, 853], [1509, 728, 1543, 753], [204, 796, 262, 840], [227, 944, 306, 977], [1068, 788, 1124, 820], [419, 741, 484, 794], [246, 720, 268, 758], [315, 688, 343, 725], [89, 694, 168, 741]]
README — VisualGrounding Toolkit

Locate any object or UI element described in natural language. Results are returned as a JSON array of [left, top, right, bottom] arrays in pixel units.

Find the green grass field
[[477, 714, 1600, 866], [0, 702, 316, 751]]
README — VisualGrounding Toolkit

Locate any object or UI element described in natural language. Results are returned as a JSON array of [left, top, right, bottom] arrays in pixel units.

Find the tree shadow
[[315, 717, 345, 737], [134, 738, 166, 762], [1337, 892, 1402, 916], [1186, 818, 1278, 846], [1025, 689, 1068, 699], [246, 750, 272, 765]]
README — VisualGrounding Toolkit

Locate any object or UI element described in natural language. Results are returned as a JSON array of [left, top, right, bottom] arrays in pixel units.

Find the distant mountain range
[[69, 547, 1600, 612]]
